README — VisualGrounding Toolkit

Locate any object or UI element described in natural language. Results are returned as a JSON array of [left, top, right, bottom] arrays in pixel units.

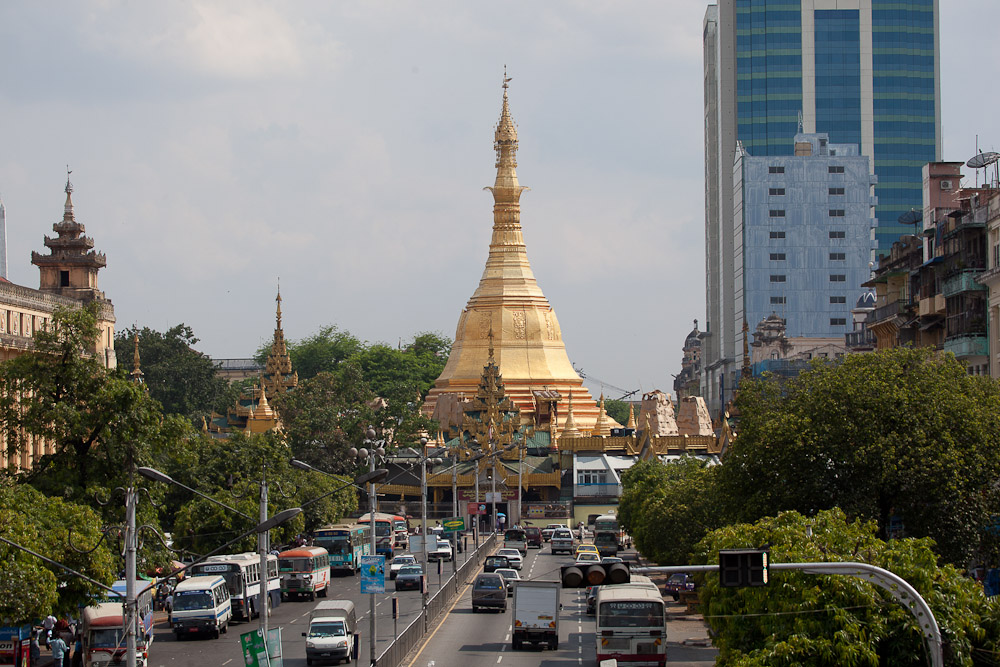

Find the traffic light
[[718, 549, 769, 587], [560, 562, 630, 588]]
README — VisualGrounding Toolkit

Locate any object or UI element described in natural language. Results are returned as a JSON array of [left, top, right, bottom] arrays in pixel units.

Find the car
[[524, 526, 543, 548], [428, 539, 453, 562], [394, 565, 423, 591], [550, 529, 575, 555], [471, 573, 507, 612], [494, 568, 521, 596], [496, 549, 523, 571], [600, 557, 624, 566], [389, 555, 417, 579], [663, 573, 696, 601], [484, 555, 510, 573], [575, 544, 600, 557], [542, 524, 565, 542], [586, 585, 599, 615], [574, 552, 601, 565]]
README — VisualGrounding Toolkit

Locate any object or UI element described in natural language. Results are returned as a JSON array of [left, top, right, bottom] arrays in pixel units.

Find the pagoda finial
[[130, 332, 145, 385], [626, 403, 637, 430], [64, 166, 75, 220], [276, 281, 282, 330], [560, 390, 582, 439], [493, 68, 520, 182]]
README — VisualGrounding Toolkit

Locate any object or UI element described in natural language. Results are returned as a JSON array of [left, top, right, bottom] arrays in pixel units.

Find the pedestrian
[[165, 592, 173, 626], [29, 632, 41, 666], [41, 614, 56, 646], [49, 634, 68, 667], [72, 634, 83, 667]]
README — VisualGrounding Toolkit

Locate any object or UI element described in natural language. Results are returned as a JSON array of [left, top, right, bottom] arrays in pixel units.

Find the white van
[[171, 575, 232, 640], [303, 600, 357, 665]]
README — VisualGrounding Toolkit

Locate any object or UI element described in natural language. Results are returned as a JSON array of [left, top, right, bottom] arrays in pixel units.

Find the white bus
[[189, 552, 281, 622], [171, 575, 232, 640], [595, 585, 667, 666]]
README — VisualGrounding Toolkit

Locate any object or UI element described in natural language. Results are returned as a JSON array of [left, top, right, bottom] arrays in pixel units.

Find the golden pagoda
[[423, 72, 600, 434]]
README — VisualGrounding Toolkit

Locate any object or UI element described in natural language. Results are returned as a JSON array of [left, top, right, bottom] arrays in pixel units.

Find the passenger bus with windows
[[392, 514, 409, 549], [357, 512, 395, 557], [595, 585, 667, 666], [189, 552, 281, 622], [594, 513, 630, 553], [81, 580, 155, 667], [278, 546, 330, 599], [314, 523, 371, 574]]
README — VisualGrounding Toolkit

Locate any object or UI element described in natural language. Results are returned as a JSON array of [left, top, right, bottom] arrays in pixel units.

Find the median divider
[[376, 533, 498, 667]]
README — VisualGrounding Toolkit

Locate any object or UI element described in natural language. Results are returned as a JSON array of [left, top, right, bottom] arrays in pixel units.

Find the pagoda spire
[[263, 285, 297, 397], [130, 333, 145, 386], [560, 390, 581, 439], [626, 403, 637, 430]]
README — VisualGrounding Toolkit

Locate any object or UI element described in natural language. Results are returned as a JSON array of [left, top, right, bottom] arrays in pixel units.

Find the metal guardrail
[[375, 533, 497, 667]]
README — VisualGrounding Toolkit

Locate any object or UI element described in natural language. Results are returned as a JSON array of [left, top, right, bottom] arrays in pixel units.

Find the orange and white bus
[[594, 585, 667, 666], [278, 546, 331, 600]]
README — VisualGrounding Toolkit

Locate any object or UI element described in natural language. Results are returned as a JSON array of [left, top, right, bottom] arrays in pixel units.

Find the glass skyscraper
[[702, 0, 940, 415]]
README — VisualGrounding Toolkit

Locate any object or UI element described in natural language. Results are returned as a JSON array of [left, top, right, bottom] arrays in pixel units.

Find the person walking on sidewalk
[[29, 632, 41, 666], [49, 634, 68, 667]]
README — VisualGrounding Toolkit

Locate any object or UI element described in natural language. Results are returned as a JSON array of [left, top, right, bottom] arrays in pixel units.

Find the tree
[[603, 398, 632, 426], [694, 508, 1000, 666], [0, 479, 116, 620], [619, 457, 722, 564], [115, 324, 241, 424], [720, 347, 1000, 564], [0, 305, 170, 493], [285, 325, 364, 381]]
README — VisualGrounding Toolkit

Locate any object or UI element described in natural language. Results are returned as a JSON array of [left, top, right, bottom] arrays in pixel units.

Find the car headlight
[[304, 574, 312, 580], [337, 641, 348, 648], [306, 641, 315, 649]]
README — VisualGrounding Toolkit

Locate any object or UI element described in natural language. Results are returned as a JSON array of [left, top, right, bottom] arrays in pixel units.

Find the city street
[[145, 537, 483, 667]]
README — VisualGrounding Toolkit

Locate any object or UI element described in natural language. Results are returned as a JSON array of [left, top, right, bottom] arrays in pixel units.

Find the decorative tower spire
[[560, 390, 581, 439], [594, 393, 612, 437], [626, 403, 637, 430], [130, 333, 145, 386], [263, 286, 298, 397], [0, 192, 7, 279]]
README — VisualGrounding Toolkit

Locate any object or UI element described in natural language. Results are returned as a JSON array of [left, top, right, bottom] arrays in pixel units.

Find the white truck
[[511, 580, 560, 651], [303, 600, 356, 665], [410, 535, 453, 562]]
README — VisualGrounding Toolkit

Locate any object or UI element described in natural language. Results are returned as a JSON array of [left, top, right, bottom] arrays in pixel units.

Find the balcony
[[942, 270, 987, 298], [944, 334, 988, 359], [870, 300, 909, 324], [574, 482, 623, 499], [845, 329, 876, 349], [918, 294, 945, 317]]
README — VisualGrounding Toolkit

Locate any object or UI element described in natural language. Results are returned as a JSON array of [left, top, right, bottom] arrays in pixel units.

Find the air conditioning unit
[[940, 180, 953, 190]]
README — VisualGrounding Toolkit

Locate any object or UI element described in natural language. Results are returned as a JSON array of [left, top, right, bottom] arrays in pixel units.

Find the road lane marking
[[222, 661, 232, 666], [496, 657, 502, 663]]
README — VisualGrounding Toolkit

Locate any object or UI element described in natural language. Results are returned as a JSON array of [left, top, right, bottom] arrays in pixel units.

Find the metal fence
[[375, 533, 497, 667]]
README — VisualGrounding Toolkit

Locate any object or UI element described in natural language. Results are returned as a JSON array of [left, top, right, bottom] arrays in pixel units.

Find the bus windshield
[[374, 523, 391, 537], [89, 628, 123, 649], [279, 557, 312, 572], [598, 601, 664, 628], [173, 592, 215, 611], [324, 537, 350, 555]]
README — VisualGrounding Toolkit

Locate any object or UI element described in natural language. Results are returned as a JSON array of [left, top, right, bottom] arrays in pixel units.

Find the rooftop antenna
[[897, 208, 923, 226], [967, 150, 1000, 190]]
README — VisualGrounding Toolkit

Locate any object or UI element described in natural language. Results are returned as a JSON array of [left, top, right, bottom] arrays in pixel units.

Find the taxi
[[575, 544, 600, 557]]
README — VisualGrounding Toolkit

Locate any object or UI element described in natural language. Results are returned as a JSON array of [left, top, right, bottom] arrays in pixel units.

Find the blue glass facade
[[871, 0, 936, 251], [814, 10, 861, 147], [735, 0, 802, 156]]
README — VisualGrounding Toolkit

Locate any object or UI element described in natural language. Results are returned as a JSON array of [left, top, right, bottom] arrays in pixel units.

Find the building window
[[829, 209, 845, 217], [829, 231, 846, 239], [770, 253, 786, 261], [829, 165, 845, 174], [770, 231, 785, 239], [769, 209, 785, 218], [830, 252, 846, 261], [770, 275, 786, 283], [830, 296, 846, 304], [830, 274, 846, 282], [770, 296, 786, 304], [830, 318, 847, 326], [769, 166, 785, 174], [829, 187, 845, 196], [769, 188, 786, 196], [60, 271, 70, 287]]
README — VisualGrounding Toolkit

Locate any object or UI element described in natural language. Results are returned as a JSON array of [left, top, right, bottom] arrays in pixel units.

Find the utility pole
[[366, 428, 378, 667], [124, 482, 137, 667], [259, 461, 270, 650]]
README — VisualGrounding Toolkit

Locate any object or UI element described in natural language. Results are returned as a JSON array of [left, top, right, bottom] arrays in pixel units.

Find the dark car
[[586, 585, 599, 615], [524, 526, 543, 548], [395, 565, 423, 591], [472, 573, 507, 612], [663, 573, 696, 601], [484, 555, 510, 573]]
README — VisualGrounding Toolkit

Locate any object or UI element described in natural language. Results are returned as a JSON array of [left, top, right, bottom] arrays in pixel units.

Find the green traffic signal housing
[[719, 549, 769, 588]]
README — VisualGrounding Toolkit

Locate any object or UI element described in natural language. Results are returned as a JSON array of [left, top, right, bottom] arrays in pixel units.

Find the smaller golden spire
[[626, 403, 637, 430], [560, 390, 581, 439], [594, 393, 612, 437]]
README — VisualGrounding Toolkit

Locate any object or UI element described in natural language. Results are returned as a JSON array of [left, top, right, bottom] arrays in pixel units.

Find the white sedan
[[496, 548, 523, 571], [494, 568, 521, 596], [389, 554, 417, 579]]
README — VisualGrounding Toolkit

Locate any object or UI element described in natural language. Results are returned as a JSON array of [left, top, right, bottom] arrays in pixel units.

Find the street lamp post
[[420, 438, 428, 568], [364, 428, 380, 667], [517, 444, 523, 527]]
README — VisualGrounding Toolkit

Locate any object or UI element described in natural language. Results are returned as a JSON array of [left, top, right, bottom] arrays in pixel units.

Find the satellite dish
[[898, 208, 922, 225], [967, 151, 1000, 169]]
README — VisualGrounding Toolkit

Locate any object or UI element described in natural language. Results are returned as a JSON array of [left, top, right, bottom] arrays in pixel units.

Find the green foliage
[[0, 479, 116, 621], [284, 325, 364, 381], [694, 508, 1000, 666], [619, 457, 722, 564], [721, 347, 1000, 565], [164, 431, 356, 555], [603, 399, 632, 426], [115, 324, 241, 424]]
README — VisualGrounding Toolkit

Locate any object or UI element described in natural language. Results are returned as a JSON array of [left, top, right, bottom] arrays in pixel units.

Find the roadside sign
[[442, 517, 465, 532], [240, 628, 269, 667], [360, 555, 386, 594]]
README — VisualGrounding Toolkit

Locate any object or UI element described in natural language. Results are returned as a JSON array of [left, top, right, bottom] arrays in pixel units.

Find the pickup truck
[[303, 600, 356, 665], [409, 536, 452, 562], [511, 580, 560, 650], [550, 529, 575, 555]]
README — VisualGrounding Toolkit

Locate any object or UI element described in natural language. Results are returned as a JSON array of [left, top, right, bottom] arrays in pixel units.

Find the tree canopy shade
[[0, 479, 116, 621], [115, 324, 241, 424], [693, 509, 1000, 666], [720, 347, 1000, 565], [618, 457, 722, 565], [602, 398, 632, 427]]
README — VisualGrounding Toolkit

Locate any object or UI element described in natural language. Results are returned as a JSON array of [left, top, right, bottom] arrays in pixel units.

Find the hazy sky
[[0, 2, 996, 399]]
